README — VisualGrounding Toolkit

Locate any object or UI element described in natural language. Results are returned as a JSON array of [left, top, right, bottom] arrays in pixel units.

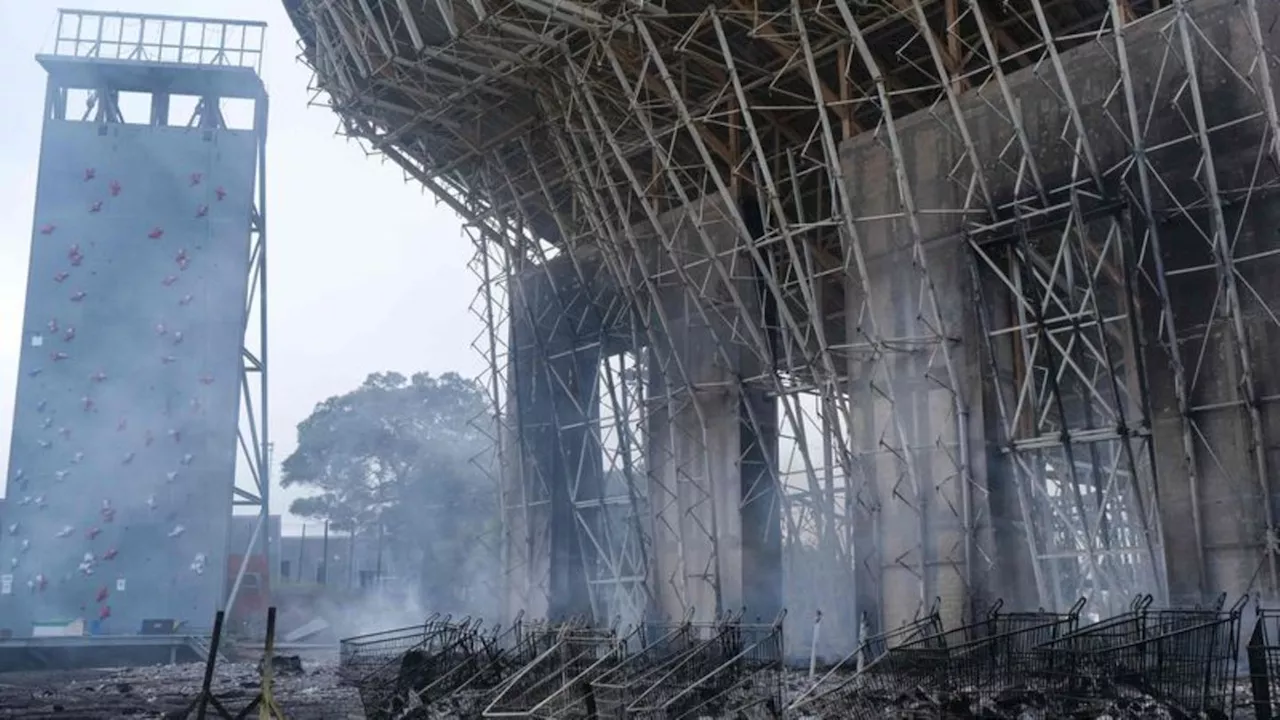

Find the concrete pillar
[[644, 196, 782, 624], [840, 128, 990, 632], [1136, 1, 1280, 603], [506, 256, 603, 620]]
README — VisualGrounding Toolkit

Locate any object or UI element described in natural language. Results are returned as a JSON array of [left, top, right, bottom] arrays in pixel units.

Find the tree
[[281, 371, 498, 615]]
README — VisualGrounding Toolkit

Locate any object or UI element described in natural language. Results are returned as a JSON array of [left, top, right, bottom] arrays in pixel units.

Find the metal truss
[[49, 9, 265, 71], [288, 0, 1280, 648]]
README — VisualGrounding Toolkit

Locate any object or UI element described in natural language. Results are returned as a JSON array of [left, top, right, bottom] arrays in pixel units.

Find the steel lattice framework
[[285, 0, 1280, 653]]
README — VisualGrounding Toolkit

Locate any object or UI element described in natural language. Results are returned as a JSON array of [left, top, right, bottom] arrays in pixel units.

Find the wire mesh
[[404, 618, 526, 710], [624, 613, 786, 720], [979, 597, 1087, 638], [788, 602, 945, 714], [347, 616, 486, 720], [438, 619, 564, 719], [1247, 607, 1280, 720], [793, 598, 1088, 718], [482, 624, 628, 718], [337, 613, 449, 685], [589, 619, 702, 719], [906, 603, 1084, 716], [1033, 595, 1245, 716]]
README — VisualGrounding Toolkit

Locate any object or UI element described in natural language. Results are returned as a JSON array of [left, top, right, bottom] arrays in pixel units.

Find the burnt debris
[[336, 597, 1259, 719]]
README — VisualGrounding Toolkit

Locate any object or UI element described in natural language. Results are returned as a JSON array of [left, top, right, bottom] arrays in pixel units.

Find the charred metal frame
[[287, 0, 1280, 640]]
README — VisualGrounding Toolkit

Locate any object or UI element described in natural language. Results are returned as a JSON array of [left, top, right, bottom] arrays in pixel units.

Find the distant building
[[276, 524, 394, 590]]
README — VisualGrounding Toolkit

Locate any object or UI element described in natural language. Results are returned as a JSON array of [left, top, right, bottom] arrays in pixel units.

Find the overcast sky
[[0, 1, 485, 534]]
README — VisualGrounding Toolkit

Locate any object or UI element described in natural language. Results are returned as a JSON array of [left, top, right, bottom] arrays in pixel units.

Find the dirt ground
[[0, 657, 365, 720]]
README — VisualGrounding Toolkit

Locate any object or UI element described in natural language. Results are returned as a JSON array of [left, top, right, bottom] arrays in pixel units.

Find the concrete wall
[[838, 0, 1280, 624], [0, 119, 255, 635]]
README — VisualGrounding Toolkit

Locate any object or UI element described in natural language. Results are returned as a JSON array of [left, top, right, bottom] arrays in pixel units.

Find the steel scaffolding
[[287, 0, 1280, 650]]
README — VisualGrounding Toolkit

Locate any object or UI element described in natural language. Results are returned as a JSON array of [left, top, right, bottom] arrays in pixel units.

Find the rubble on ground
[[259, 653, 306, 677], [0, 658, 362, 719]]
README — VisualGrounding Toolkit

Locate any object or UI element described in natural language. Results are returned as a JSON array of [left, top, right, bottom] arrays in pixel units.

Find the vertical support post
[[256, 94, 272, 600]]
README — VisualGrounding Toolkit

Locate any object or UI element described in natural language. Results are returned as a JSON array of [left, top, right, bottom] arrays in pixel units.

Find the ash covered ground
[[0, 658, 364, 720], [0, 663, 1264, 719]]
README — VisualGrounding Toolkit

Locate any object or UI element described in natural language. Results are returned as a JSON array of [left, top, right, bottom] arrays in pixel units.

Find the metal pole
[[297, 524, 306, 585], [349, 529, 356, 589], [223, 513, 264, 633], [258, 94, 272, 604], [321, 520, 329, 585], [195, 610, 225, 719], [375, 521, 384, 586]]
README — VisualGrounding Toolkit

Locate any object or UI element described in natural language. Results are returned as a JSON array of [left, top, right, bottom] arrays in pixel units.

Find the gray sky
[[0, 1, 484, 534]]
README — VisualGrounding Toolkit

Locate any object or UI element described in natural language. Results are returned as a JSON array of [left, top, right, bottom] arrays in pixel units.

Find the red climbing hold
[[102, 548, 118, 561], [84, 168, 96, 181], [195, 204, 208, 218], [53, 271, 69, 283], [96, 586, 109, 603], [86, 527, 101, 540], [175, 249, 187, 263], [109, 180, 121, 197], [69, 253, 82, 267], [190, 172, 203, 187], [63, 327, 75, 342], [89, 201, 102, 213], [148, 227, 164, 240], [215, 186, 226, 201], [39, 224, 56, 235], [162, 276, 177, 287], [71, 291, 86, 302], [178, 257, 190, 271], [99, 605, 111, 620]]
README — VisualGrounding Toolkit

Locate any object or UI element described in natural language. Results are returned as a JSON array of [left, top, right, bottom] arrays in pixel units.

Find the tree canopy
[[281, 371, 498, 614]]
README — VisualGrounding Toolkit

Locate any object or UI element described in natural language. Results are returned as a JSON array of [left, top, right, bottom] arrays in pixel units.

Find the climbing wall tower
[[0, 11, 269, 637]]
